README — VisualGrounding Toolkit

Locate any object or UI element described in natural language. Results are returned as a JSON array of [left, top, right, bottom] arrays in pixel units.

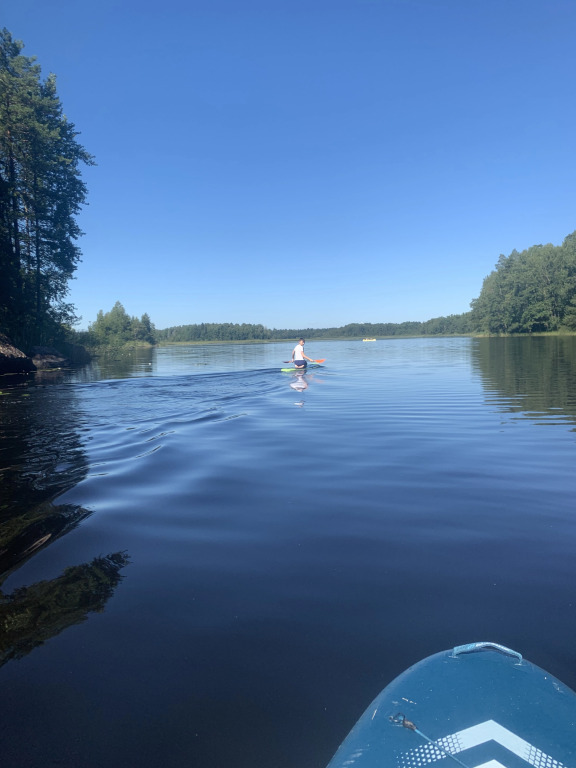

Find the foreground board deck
[[326, 642, 576, 768]]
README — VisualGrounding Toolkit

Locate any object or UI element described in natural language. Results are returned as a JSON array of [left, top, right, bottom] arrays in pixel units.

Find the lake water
[[1, 337, 576, 767]]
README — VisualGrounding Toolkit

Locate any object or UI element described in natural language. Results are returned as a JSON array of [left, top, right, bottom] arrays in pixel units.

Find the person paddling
[[291, 338, 313, 369]]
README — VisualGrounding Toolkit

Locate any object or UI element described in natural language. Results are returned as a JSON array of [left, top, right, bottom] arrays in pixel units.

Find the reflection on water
[[472, 336, 576, 424], [0, 375, 130, 670], [0, 502, 91, 581], [287, 370, 324, 391], [0, 550, 128, 668], [72, 346, 156, 381], [0, 382, 88, 518], [0, 338, 575, 768], [289, 372, 309, 391]]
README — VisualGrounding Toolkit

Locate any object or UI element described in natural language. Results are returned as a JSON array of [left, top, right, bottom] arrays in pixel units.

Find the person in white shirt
[[291, 338, 313, 369]]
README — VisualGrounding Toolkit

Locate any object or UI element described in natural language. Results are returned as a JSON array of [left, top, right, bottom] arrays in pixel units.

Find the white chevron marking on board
[[398, 719, 567, 768], [473, 763, 508, 768]]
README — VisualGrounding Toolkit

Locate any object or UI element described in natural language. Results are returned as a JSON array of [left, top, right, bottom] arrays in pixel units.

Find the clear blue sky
[[4, 0, 576, 330]]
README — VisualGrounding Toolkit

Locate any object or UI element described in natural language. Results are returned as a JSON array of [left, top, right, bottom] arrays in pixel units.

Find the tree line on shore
[[471, 231, 576, 334], [136, 228, 576, 344], [74, 301, 156, 349], [154, 315, 473, 343], [2, 28, 576, 356], [14, 224, 576, 349], [73, 306, 474, 347]]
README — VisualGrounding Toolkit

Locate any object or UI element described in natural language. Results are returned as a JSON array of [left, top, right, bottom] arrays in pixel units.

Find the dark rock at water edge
[[30, 346, 70, 369], [0, 333, 36, 374], [0, 335, 91, 374]]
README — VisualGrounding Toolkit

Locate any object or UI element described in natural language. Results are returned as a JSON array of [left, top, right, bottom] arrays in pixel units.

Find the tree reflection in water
[[472, 336, 576, 424], [0, 377, 131, 669], [0, 503, 91, 579], [0, 501, 129, 668]]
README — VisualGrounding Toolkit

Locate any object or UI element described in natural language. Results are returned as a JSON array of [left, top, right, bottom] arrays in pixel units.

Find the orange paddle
[[282, 359, 325, 364]]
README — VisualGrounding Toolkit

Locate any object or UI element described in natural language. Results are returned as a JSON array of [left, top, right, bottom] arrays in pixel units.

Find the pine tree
[[0, 28, 94, 346]]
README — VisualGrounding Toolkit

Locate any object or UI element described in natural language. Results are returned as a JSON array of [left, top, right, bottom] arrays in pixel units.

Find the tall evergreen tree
[[0, 28, 93, 346]]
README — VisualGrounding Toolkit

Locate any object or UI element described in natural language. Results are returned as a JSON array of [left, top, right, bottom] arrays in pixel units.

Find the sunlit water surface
[[1, 337, 575, 767]]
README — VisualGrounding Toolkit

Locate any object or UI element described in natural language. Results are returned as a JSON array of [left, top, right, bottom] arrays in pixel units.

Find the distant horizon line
[[152, 314, 469, 333]]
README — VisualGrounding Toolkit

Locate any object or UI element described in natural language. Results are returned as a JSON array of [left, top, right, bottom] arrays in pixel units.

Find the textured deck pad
[[327, 643, 576, 768]]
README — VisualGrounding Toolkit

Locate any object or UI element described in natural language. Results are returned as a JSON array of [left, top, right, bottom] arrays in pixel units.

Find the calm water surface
[[1, 337, 576, 767]]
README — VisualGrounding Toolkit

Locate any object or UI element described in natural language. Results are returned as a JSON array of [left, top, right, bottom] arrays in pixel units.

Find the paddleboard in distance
[[326, 641, 576, 768], [280, 363, 324, 372]]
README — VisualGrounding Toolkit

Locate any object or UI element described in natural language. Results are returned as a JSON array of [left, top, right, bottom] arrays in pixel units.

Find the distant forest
[[155, 229, 576, 342], [87, 229, 576, 348], [155, 315, 472, 342]]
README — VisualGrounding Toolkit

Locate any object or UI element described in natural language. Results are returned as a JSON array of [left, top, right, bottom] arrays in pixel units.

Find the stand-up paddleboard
[[327, 641, 576, 768], [281, 363, 324, 372]]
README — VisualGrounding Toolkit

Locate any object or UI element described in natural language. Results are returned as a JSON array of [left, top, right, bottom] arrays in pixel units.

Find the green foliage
[[84, 301, 156, 348], [155, 314, 474, 343], [470, 232, 576, 334], [0, 28, 93, 348], [156, 322, 274, 343], [0, 550, 129, 666]]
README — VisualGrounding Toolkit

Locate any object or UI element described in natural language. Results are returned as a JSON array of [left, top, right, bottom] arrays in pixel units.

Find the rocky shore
[[0, 334, 89, 375]]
